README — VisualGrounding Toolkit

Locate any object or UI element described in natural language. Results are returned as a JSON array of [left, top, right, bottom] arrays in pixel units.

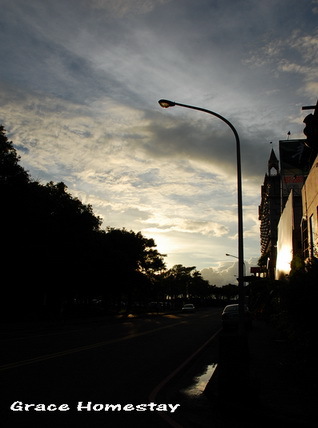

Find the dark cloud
[[1, 0, 316, 270], [139, 110, 278, 183]]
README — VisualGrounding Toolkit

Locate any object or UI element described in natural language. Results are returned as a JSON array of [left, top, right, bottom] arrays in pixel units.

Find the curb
[[149, 328, 222, 427]]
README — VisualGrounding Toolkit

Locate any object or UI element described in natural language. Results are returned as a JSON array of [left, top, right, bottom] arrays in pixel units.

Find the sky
[[1, 0, 317, 285]]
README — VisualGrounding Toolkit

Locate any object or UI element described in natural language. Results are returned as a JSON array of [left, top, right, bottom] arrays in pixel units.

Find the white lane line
[[0, 321, 187, 371]]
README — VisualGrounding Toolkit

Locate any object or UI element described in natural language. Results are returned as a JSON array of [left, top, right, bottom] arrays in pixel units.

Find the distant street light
[[159, 99, 245, 333], [226, 253, 246, 284], [225, 253, 238, 259]]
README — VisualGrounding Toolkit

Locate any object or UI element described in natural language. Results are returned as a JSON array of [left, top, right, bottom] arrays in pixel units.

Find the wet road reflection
[[182, 363, 218, 397]]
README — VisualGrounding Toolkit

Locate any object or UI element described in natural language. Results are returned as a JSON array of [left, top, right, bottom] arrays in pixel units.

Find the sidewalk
[[164, 320, 317, 427], [241, 320, 316, 427]]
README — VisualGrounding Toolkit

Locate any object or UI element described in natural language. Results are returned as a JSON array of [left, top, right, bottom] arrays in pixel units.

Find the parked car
[[181, 303, 196, 313], [221, 303, 252, 329]]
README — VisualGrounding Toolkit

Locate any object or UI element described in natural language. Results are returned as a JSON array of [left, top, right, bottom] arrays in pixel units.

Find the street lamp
[[159, 99, 245, 333], [225, 253, 238, 258], [226, 253, 246, 284]]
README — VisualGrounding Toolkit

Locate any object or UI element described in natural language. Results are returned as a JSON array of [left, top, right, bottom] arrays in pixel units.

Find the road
[[0, 308, 222, 427]]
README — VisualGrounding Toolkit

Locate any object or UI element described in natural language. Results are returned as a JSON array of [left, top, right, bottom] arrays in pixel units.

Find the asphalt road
[[0, 307, 222, 427]]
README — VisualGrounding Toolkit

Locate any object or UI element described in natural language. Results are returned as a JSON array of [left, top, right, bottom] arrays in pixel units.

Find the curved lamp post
[[159, 99, 245, 332], [226, 253, 246, 282]]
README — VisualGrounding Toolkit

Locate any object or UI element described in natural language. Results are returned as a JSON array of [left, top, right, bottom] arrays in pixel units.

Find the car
[[181, 303, 196, 313], [221, 303, 252, 329]]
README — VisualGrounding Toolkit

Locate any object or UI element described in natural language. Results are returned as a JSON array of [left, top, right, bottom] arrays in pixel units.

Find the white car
[[221, 304, 252, 329], [181, 304, 196, 313]]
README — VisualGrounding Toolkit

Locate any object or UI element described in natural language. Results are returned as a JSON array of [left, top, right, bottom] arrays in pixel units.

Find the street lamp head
[[158, 99, 176, 108], [226, 253, 239, 260]]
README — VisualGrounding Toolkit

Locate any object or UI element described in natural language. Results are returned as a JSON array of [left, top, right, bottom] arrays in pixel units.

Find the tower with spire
[[268, 148, 279, 176], [258, 148, 281, 279]]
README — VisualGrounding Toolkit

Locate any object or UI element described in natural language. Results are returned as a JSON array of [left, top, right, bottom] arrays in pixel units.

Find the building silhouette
[[258, 149, 281, 279], [258, 101, 318, 279]]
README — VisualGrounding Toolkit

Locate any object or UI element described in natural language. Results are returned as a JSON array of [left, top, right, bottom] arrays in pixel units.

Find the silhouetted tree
[[162, 265, 197, 300], [101, 228, 166, 309], [0, 125, 30, 185], [0, 127, 108, 319], [188, 270, 212, 299], [1, 126, 33, 318]]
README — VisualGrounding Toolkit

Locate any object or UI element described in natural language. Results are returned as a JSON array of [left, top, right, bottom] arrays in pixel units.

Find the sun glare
[[276, 245, 292, 277]]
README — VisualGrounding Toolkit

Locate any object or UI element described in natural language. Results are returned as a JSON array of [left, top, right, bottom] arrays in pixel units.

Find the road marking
[[0, 321, 187, 372], [149, 328, 222, 428]]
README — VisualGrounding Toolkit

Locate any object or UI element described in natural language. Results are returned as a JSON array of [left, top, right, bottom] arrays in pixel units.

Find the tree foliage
[[0, 125, 29, 185], [161, 264, 212, 301], [0, 126, 167, 320]]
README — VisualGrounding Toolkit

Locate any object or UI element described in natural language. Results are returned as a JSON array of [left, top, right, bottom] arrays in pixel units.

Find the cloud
[[201, 262, 239, 287], [89, 0, 171, 16], [201, 257, 259, 287], [244, 27, 318, 97], [1, 0, 316, 271], [146, 219, 229, 237]]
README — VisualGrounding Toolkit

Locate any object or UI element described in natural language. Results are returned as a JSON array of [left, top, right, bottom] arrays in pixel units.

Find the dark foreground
[[1, 312, 316, 427], [0, 308, 221, 427], [161, 319, 317, 428]]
